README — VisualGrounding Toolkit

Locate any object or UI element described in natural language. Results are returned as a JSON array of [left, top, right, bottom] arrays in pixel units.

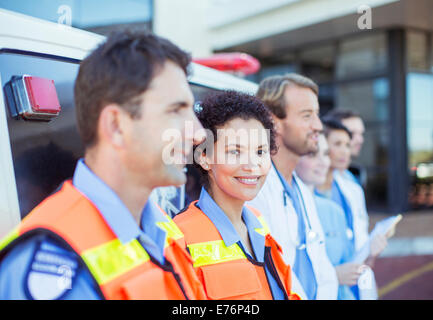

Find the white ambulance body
[[0, 9, 258, 237]]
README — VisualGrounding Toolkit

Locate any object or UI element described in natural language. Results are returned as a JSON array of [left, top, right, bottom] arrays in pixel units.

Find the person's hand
[[369, 234, 388, 258], [335, 263, 364, 286]]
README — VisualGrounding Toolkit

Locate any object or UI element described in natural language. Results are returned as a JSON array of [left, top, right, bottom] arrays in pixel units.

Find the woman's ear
[[198, 152, 211, 171]]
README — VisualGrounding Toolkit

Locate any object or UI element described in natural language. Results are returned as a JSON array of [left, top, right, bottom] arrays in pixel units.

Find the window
[[335, 78, 390, 210], [407, 31, 429, 72], [337, 33, 387, 79], [300, 44, 335, 83], [1, 52, 81, 217], [407, 73, 433, 209], [0, 0, 153, 35]]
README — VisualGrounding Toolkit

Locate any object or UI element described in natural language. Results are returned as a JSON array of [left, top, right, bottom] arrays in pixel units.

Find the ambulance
[[0, 9, 258, 238]]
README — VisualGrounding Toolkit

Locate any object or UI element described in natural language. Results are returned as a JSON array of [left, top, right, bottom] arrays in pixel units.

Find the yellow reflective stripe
[[0, 226, 20, 252], [156, 220, 184, 248], [81, 238, 149, 285], [255, 216, 270, 236], [188, 240, 246, 268]]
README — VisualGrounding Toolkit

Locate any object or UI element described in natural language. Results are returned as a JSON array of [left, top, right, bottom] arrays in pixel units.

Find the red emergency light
[[6, 75, 61, 121], [193, 52, 260, 75]]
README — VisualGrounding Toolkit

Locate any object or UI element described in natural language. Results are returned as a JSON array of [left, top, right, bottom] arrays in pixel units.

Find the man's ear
[[98, 104, 130, 148], [272, 114, 284, 137]]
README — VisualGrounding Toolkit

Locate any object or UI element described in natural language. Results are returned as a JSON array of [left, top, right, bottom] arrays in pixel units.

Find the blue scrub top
[[314, 193, 356, 300], [196, 187, 287, 300], [0, 159, 170, 300]]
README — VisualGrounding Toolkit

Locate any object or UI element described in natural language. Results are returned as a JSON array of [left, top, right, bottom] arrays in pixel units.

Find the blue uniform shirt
[[313, 194, 356, 300], [197, 187, 286, 300], [0, 159, 169, 300]]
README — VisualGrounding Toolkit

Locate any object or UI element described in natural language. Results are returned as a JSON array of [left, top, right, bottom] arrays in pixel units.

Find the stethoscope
[[272, 162, 319, 250]]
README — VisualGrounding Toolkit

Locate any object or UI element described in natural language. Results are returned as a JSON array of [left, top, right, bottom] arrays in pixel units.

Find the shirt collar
[[72, 159, 143, 244], [197, 187, 265, 261], [141, 200, 169, 250]]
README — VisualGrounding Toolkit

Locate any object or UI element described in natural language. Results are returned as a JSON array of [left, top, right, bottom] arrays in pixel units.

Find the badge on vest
[[26, 249, 78, 300]]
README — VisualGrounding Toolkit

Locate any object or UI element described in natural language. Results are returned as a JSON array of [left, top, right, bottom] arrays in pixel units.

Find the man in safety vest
[[0, 30, 206, 300]]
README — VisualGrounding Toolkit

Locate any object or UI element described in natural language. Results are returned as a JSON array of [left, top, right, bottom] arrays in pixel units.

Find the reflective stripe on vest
[[0, 226, 20, 252], [0, 181, 202, 300], [156, 221, 184, 247], [186, 207, 269, 268], [81, 238, 150, 285], [188, 240, 246, 268], [254, 215, 271, 237]]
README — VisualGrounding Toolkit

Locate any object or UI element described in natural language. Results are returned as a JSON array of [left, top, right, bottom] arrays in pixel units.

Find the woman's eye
[[228, 150, 240, 155], [258, 149, 268, 156]]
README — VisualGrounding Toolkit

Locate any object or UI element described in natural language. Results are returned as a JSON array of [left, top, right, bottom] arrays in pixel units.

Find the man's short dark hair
[[325, 109, 362, 122], [321, 116, 353, 139], [74, 29, 191, 148]]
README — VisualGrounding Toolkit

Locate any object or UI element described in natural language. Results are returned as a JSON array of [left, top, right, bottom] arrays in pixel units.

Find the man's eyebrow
[[299, 108, 314, 113], [168, 100, 191, 108]]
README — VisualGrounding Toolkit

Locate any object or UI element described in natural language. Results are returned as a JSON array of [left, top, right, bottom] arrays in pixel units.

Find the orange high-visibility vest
[[0, 181, 206, 300], [173, 201, 301, 300]]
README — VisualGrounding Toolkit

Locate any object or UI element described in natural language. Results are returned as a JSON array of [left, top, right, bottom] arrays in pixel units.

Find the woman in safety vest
[[173, 90, 300, 300]]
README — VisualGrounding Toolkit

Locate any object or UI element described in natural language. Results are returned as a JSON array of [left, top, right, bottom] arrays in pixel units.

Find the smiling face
[[296, 134, 331, 187], [277, 85, 323, 156], [201, 117, 272, 202], [326, 129, 352, 171]]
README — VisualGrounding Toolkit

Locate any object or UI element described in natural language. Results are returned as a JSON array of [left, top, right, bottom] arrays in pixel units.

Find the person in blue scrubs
[[174, 90, 292, 300], [295, 133, 361, 299], [322, 109, 367, 187]]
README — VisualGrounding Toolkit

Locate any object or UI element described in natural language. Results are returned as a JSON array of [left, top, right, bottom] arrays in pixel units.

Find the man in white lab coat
[[248, 74, 339, 300]]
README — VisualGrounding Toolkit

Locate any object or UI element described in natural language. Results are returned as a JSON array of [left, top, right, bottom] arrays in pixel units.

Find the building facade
[[2, 0, 433, 214], [189, 0, 432, 214]]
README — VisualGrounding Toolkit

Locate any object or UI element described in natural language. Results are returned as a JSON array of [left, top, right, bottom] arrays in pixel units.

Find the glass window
[[335, 78, 389, 122], [407, 31, 429, 72], [336, 33, 387, 79], [335, 78, 390, 210], [300, 44, 335, 83], [407, 73, 433, 209], [0, 0, 153, 34], [1, 53, 81, 217], [407, 73, 433, 167], [258, 64, 297, 80]]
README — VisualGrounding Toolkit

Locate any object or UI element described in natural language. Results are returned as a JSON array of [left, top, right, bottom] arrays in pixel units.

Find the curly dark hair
[[194, 90, 277, 188]]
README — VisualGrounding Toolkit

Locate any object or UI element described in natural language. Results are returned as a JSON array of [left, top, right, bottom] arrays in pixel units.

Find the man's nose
[[312, 113, 323, 131]]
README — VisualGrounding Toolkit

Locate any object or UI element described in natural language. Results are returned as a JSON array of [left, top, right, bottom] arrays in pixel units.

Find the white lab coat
[[247, 166, 339, 300]]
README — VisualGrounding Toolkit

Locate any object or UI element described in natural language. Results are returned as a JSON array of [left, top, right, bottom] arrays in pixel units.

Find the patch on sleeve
[[26, 248, 78, 300]]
